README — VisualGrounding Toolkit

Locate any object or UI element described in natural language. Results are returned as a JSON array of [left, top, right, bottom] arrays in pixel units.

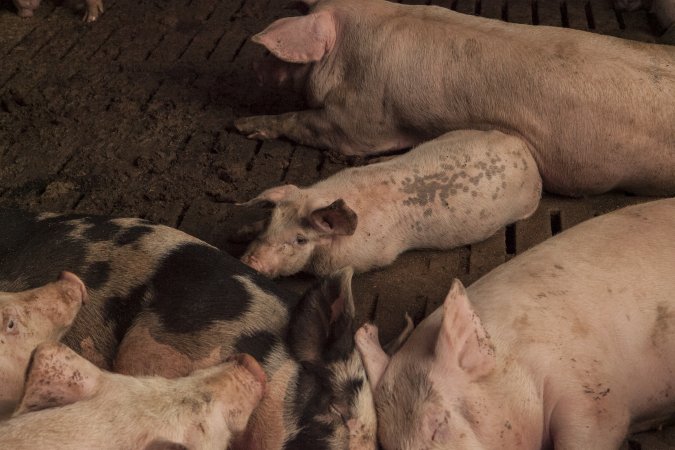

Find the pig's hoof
[[83, 2, 103, 22], [234, 117, 278, 141]]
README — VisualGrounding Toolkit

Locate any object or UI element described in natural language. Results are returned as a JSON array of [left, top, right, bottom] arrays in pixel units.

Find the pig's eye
[[295, 235, 308, 245]]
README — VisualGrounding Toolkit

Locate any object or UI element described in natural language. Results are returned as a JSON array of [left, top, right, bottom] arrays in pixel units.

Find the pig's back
[[470, 198, 675, 420]]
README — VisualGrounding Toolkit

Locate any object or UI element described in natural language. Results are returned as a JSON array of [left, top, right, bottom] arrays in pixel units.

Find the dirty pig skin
[[357, 197, 675, 450], [0, 272, 86, 418], [241, 130, 542, 277], [0, 342, 265, 449], [0, 209, 376, 450], [12, 0, 103, 21], [235, 0, 675, 197]]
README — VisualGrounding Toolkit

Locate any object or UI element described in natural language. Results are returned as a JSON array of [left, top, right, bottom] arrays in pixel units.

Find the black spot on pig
[[285, 365, 334, 450], [0, 209, 87, 290], [115, 226, 154, 246], [83, 220, 123, 242], [234, 331, 279, 365], [103, 283, 147, 346], [82, 261, 111, 291], [146, 243, 298, 333]]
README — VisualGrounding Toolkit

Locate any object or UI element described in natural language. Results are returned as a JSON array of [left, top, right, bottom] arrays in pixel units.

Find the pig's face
[[14, 343, 266, 449], [236, 268, 376, 450], [285, 268, 376, 450], [0, 272, 86, 417], [241, 185, 358, 278], [357, 280, 501, 450]]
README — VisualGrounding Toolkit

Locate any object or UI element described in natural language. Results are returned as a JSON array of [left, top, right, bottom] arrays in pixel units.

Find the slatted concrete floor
[[0, 0, 672, 447]]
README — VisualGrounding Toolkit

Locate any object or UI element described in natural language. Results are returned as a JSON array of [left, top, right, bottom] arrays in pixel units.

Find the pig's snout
[[241, 254, 275, 278], [57, 271, 88, 306]]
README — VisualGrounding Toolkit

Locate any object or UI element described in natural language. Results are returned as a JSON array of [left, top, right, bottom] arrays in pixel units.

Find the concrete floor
[[0, 0, 673, 447]]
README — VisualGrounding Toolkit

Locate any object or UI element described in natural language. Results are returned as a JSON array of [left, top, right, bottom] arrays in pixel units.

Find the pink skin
[[12, 0, 40, 17], [1, 343, 265, 449], [358, 198, 675, 450], [236, 0, 675, 196], [0, 272, 87, 418]]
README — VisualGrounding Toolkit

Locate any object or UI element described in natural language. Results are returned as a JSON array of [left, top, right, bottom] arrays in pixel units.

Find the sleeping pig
[[0, 272, 86, 418], [235, 0, 675, 197], [241, 130, 542, 277], [0, 342, 265, 449], [357, 197, 675, 449], [0, 208, 376, 450]]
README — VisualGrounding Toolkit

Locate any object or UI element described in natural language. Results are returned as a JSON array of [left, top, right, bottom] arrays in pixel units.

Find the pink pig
[[241, 130, 541, 277], [357, 198, 675, 449], [235, 0, 675, 197], [12, 0, 103, 21], [0, 342, 265, 449], [0, 272, 86, 418]]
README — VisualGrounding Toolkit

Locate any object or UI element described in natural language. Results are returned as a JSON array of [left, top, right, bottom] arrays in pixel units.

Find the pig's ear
[[251, 11, 336, 63], [289, 267, 355, 362], [355, 323, 389, 391], [15, 342, 101, 416], [309, 199, 358, 235], [239, 184, 299, 206], [435, 279, 495, 379]]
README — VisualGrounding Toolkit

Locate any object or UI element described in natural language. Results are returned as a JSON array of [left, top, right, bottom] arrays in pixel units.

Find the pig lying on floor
[[0, 272, 86, 418], [356, 197, 675, 449], [241, 130, 542, 277], [235, 0, 675, 197], [0, 342, 265, 449], [0, 209, 376, 450]]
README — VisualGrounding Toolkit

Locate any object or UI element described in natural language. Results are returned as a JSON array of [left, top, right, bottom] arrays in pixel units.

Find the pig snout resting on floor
[[0, 342, 265, 449], [240, 130, 542, 277], [12, 0, 103, 21], [235, 0, 675, 196], [356, 198, 675, 450], [0, 209, 376, 450], [0, 272, 86, 418]]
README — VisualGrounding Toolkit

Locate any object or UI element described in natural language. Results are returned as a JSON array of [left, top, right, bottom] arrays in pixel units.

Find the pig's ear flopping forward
[[14, 342, 101, 416], [238, 184, 300, 207], [309, 199, 358, 235], [251, 11, 336, 63], [435, 279, 495, 379], [288, 267, 356, 363]]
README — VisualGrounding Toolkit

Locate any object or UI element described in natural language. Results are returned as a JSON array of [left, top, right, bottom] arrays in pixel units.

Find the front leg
[[83, 0, 103, 22], [234, 109, 359, 153], [551, 399, 630, 450]]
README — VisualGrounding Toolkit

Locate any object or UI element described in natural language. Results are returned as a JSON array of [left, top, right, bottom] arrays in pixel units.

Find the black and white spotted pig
[[241, 130, 542, 277], [0, 209, 375, 450]]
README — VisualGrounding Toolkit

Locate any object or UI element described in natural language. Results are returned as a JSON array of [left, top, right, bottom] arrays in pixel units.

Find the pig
[[235, 0, 675, 197], [0, 342, 265, 449], [356, 197, 675, 449], [241, 130, 542, 277], [0, 208, 376, 450], [12, 0, 103, 22], [0, 272, 86, 419]]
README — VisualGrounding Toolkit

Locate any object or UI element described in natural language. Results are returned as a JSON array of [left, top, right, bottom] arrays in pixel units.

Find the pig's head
[[357, 280, 512, 450], [0, 272, 86, 417], [15, 342, 266, 449], [247, 1, 337, 99], [240, 184, 358, 277], [235, 267, 376, 450], [12, 0, 41, 17]]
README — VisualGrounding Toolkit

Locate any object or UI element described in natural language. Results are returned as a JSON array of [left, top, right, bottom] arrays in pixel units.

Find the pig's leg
[[234, 110, 358, 152], [83, 0, 103, 22]]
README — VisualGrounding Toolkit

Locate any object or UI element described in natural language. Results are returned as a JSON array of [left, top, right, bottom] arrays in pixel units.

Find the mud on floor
[[0, 0, 673, 447]]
